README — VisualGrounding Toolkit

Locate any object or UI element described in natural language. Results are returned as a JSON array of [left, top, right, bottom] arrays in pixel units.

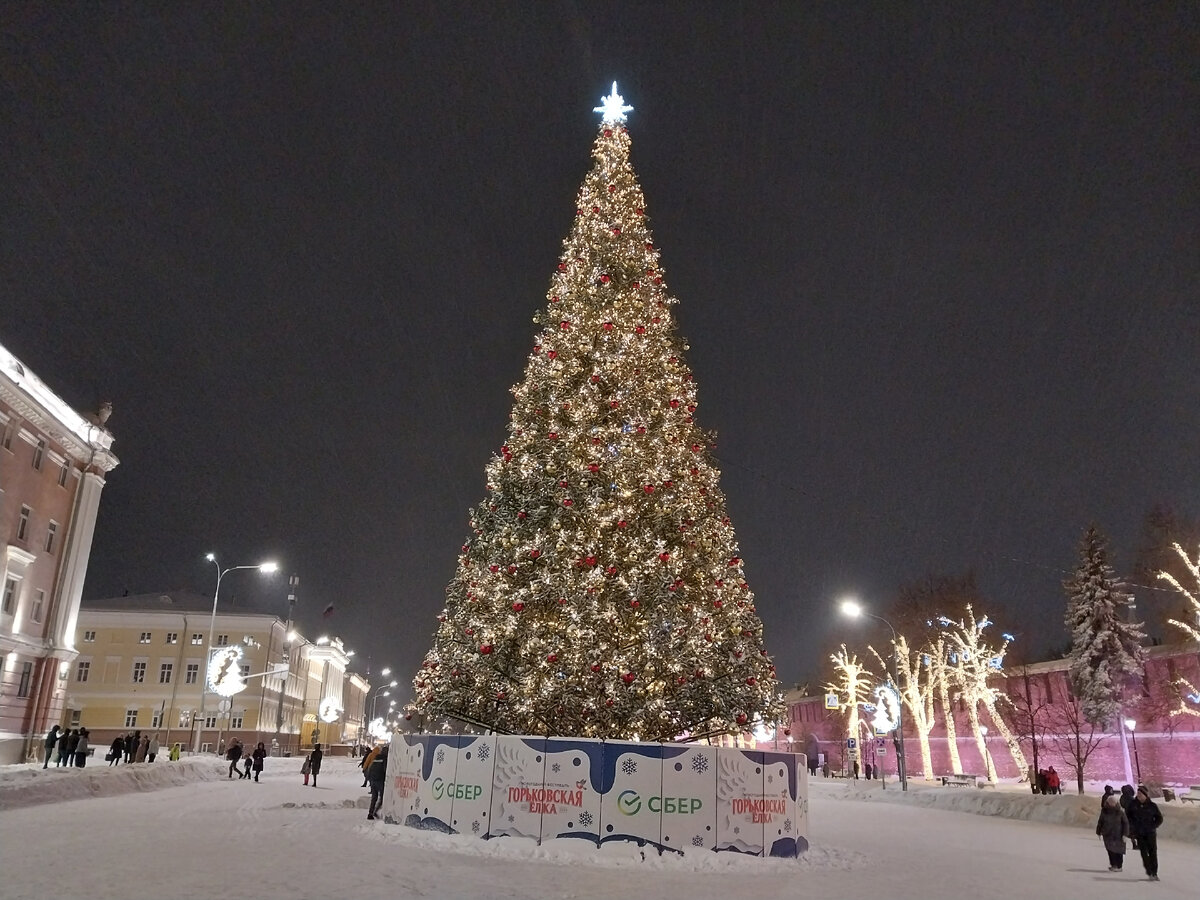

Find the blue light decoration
[[1002, 632, 1015, 643], [989, 656, 1003, 670]]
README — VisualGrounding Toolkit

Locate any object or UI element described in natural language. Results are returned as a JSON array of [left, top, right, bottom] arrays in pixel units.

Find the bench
[[941, 773, 981, 788], [1181, 786, 1200, 804]]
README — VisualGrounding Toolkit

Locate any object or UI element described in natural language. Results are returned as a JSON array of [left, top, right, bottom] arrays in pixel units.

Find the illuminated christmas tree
[[412, 85, 784, 740]]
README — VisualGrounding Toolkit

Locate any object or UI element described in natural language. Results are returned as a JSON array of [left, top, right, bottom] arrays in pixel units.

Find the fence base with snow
[[382, 733, 809, 857]]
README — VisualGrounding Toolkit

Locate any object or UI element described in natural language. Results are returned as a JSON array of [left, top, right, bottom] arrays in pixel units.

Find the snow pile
[[827, 780, 1200, 844], [0, 757, 229, 810]]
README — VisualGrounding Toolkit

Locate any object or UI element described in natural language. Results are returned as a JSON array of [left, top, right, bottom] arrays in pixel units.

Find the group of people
[[42, 724, 90, 768], [1096, 784, 1164, 880], [1031, 766, 1062, 794], [300, 742, 324, 786], [359, 742, 389, 819], [107, 731, 159, 765], [225, 738, 267, 781]]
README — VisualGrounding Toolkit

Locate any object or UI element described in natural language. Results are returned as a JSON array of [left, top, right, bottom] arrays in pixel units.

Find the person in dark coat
[[1126, 785, 1163, 881], [123, 732, 135, 763], [309, 742, 323, 787], [65, 728, 80, 763], [1119, 783, 1136, 812], [55, 729, 72, 767], [74, 728, 89, 767], [1100, 785, 1115, 808], [109, 736, 124, 766], [1095, 792, 1130, 871], [251, 742, 266, 782], [43, 725, 61, 768], [226, 739, 243, 778], [367, 745, 389, 819]]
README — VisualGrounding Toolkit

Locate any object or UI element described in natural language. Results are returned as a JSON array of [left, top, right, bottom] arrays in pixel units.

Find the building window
[[239, 664, 251, 679], [230, 713, 244, 729], [16, 505, 31, 541], [32, 438, 45, 470], [45, 521, 59, 553], [178, 711, 191, 728], [165, 632, 178, 644], [58, 463, 69, 487], [151, 709, 163, 729], [1, 417, 16, 450], [83, 630, 96, 642], [190, 633, 203, 645], [216, 634, 229, 646], [31, 589, 45, 623], [125, 709, 138, 728], [132, 661, 146, 683], [203, 714, 217, 728], [2, 578, 16, 615], [76, 660, 90, 682], [17, 661, 33, 697], [139, 632, 151, 643], [159, 663, 173, 684], [185, 663, 199, 684], [69, 709, 81, 727]]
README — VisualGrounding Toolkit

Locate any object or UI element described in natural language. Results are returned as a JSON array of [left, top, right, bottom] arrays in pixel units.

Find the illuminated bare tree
[[825, 645, 874, 767], [1159, 542, 1200, 718], [939, 606, 1028, 781], [872, 635, 937, 780]]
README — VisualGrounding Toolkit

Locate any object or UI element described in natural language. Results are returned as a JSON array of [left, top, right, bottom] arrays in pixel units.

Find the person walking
[[252, 742, 266, 782], [43, 725, 61, 768], [1119, 784, 1136, 812], [1101, 785, 1115, 808], [1047, 767, 1061, 795], [366, 745, 389, 820], [108, 736, 124, 766], [301, 752, 312, 786], [1096, 793, 1131, 872], [226, 739, 243, 779], [148, 734, 160, 762], [242, 752, 253, 780], [1126, 785, 1163, 881], [360, 744, 381, 787], [74, 728, 90, 767], [309, 742, 323, 787], [169, 743, 181, 761], [55, 729, 72, 767]]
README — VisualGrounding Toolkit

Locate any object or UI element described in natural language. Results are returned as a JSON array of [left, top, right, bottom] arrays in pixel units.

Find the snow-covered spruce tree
[[412, 87, 783, 740], [1063, 525, 1147, 727], [1158, 541, 1200, 717]]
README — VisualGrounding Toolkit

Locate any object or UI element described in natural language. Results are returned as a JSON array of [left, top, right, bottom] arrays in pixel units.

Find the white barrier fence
[[383, 733, 809, 857]]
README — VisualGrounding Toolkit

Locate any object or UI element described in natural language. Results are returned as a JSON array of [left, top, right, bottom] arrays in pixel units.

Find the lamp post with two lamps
[[840, 598, 908, 791], [194, 554, 278, 753], [1124, 718, 1142, 783]]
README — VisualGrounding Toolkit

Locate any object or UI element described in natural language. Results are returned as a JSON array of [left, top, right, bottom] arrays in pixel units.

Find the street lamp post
[[194, 554, 278, 754], [980, 725, 995, 780], [1124, 718, 1142, 783], [840, 599, 908, 791], [370, 681, 398, 723]]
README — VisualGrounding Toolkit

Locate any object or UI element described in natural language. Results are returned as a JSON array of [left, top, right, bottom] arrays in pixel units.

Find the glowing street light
[[840, 597, 908, 791], [1124, 718, 1142, 783]]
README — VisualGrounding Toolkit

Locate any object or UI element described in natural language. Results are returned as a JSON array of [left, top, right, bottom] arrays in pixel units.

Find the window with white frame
[[1, 417, 16, 450], [216, 634, 229, 646], [185, 663, 199, 684], [16, 505, 31, 541], [165, 632, 178, 644], [131, 661, 146, 683], [2, 578, 16, 615], [190, 633, 203, 645], [230, 713, 244, 729], [125, 708, 138, 728], [203, 714, 217, 728], [69, 709, 81, 727], [139, 632, 151, 643], [159, 662, 173, 684], [75, 660, 90, 682], [45, 521, 59, 553], [178, 710, 191, 728], [17, 662, 33, 697], [151, 709, 163, 729], [239, 663, 251, 679], [83, 630, 96, 642], [31, 589, 44, 623], [58, 462, 69, 487], [32, 438, 45, 470]]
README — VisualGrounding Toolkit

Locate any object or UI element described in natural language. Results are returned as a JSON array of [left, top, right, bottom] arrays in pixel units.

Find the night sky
[[2, 4, 1196, 691]]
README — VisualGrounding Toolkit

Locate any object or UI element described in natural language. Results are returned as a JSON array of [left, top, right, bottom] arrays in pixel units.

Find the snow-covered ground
[[2, 757, 1197, 899]]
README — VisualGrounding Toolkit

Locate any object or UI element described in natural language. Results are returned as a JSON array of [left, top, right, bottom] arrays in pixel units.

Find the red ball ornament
[[547, 653, 558, 663], [479, 644, 493, 655], [404, 713, 412, 721], [559, 479, 570, 487], [512, 601, 524, 611], [611, 226, 621, 235], [608, 184, 616, 193], [643, 484, 655, 494], [632, 281, 640, 289], [637, 425, 646, 434], [635, 207, 644, 215], [783, 728, 792, 736], [507, 565, 517, 574], [558, 597, 566, 605], [489, 565, 499, 573], [659, 552, 670, 562], [546, 350, 557, 360], [635, 325, 646, 334], [548, 432, 558, 440], [563, 498, 573, 506], [670, 399, 681, 408], [622, 672, 635, 684], [530, 549, 540, 558], [600, 274, 611, 283], [746, 677, 757, 686], [585, 556, 597, 567], [550, 295, 560, 303], [591, 374, 601, 383], [610, 400, 619, 408], [713, 600, 723, 608], [606, 566, 618, 576], [606, 698, 614, 706], [592, 205, 601, 213], [736, 713, 748, 726], [604, 128, 612, 137], [591, 663, 602, 672], [557, 263, 566, 271], [630, 599, 640, 608], [560, 320, 571, 330], [517, 511, 527, 519], [617, 520, 628, 528], [588, 463, 599, 473]]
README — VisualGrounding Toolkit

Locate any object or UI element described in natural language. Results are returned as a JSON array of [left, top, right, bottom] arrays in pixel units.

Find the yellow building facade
[[68, 592, 369, 757]]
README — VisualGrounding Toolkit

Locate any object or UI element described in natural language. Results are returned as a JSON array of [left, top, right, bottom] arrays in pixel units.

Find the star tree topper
[[593, 81, 633, 123]]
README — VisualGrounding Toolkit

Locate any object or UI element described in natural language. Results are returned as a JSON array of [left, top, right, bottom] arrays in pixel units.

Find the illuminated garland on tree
[[825, 645, 874, 753], [1159, 542, 1200, 717], [412, 86, 784, 740], [873, 635, 937, 781]]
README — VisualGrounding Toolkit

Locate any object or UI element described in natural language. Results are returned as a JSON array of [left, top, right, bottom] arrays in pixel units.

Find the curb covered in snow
[[0, 758, 229, 811]]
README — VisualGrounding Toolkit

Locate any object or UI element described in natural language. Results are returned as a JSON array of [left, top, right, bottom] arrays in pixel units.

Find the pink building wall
[[787, 644, 1200, 787]]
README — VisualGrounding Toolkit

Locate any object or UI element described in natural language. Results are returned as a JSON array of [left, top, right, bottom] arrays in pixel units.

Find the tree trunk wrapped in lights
[[874, 636, 936, 780], [1159, 541, 1200, 718], [929, 635, 964, 776], [826, 645, 874, 764], [412, 87, 784, 741], [939, 605, 1028, 780]]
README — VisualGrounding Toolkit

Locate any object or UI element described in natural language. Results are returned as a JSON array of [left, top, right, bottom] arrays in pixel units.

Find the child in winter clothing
[[301, 753, 312, 785]]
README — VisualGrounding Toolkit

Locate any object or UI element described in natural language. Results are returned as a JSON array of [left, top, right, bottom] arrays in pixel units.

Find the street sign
[[846, 738, 857, 749], [876, 744, 887, 755], [825, 692, 839, 710], [848, 748, 859, 760]]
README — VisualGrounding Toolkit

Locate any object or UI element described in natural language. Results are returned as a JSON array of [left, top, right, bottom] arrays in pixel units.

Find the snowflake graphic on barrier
[[691, 754, 709, 775], [692, 835, 705, 847], [478, 744, 490, 760], [621, 758, 638, 776], [578, 810, 594, 827], [551, 762, 561, 773], [507, 814, 515, 823], [436, 748, 445, 764], [783, 818, 793, 831], [733, 826, 740, 835], [472, 820, 481, 834]]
